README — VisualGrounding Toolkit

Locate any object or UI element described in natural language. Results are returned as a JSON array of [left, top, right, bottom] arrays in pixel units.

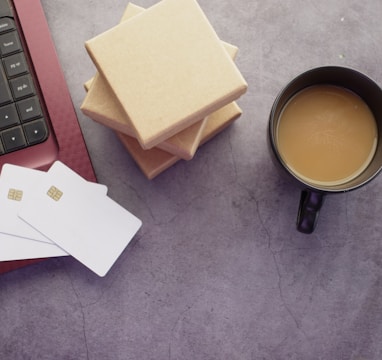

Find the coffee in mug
[[277, 84, 378, 186], [268, 66, 382, 233]]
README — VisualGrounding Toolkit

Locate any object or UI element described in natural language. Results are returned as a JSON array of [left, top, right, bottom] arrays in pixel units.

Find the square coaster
[[82, 3, 208, 160], [85, 0, 247, 149], [82, 3, 239, 160], [82, 35, 237, 160], [117, 102, 242, 179]]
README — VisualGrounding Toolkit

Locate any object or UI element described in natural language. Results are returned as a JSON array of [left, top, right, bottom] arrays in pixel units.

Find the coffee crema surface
[[277, 85, 378, 186]]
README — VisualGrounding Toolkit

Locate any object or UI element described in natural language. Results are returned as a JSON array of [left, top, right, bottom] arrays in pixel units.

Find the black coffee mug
[[268, 66, 382, 233]]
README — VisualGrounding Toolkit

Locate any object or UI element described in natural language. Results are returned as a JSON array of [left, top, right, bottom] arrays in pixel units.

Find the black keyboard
[[0, 0, 48, 155]]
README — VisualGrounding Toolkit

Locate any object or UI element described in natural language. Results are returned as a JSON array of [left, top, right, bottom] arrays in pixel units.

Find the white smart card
[[18, 161, 142, 277], [0, 163, 107, 244]]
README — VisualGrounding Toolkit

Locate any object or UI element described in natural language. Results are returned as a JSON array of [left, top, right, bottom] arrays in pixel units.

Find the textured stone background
[[1, 0, 382, 359]]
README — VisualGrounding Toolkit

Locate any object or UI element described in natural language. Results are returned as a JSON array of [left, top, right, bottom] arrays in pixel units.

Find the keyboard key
[[10, 74, 35, 100], [0, 0, 13, 18], [17, 96, 42, 122], [24, 118, 48, 145], [1, 125, 26, 151], [0, 17, 15, 34], [0, 82, 12, 104], [0, 30, 21, 56], [0, 103, 19, 129], [0, 67, 12, 105], [3, 52, 28, 77]]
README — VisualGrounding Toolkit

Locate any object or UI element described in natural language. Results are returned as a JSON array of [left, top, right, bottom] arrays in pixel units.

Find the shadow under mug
[[268, 66, 382, 233]]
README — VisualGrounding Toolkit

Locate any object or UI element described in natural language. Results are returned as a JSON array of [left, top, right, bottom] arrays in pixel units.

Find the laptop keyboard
[[0, 0, 48, 155]]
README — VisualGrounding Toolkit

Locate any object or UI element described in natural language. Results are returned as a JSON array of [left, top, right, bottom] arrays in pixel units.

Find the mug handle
[[296, 190, 325, 234]]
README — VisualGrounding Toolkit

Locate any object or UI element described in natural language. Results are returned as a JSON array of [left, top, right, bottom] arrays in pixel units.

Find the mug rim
[[269, 65, 382, 193]]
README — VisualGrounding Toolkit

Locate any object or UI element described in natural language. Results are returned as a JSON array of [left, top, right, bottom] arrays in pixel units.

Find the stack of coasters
[[81, 0, 247, 179], [0, 161, 142, 277]]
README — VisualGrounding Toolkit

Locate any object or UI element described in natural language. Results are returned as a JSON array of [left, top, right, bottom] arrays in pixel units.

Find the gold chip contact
[[47, 186, 63, 201], [8, 188, 23, 201]]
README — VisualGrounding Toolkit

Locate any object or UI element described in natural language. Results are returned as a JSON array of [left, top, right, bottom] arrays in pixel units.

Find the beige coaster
[[117, 102, 242, 179], [85, 0, 247, 149], [82, 33, 237, 160], [82, 3, 239, 159], [81, 4, 238, 160]]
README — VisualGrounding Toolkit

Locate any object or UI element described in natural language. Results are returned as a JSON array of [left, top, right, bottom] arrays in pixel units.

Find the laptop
[[0, 0, 96, 274]]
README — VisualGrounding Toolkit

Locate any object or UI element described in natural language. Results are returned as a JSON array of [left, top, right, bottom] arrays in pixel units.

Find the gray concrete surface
[[1, 0, 382, 359]]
